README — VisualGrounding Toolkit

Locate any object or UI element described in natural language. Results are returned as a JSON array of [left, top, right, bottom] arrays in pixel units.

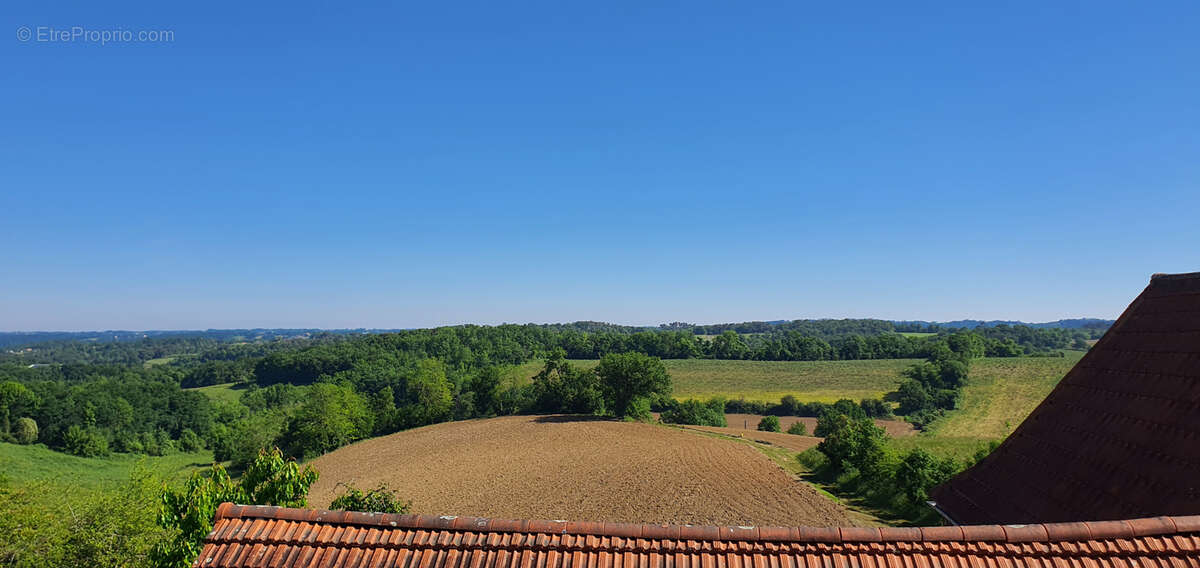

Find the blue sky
[[3, 2, 1198, 330]]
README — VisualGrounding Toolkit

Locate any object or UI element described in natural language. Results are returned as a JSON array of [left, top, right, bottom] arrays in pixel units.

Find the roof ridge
[[213, 504, 1200, 543], [1150, 271, 1200, 280]]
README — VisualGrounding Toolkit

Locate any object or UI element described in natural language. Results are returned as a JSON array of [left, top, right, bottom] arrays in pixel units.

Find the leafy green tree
[[400, 359, 453, 426], [816, 414, 887, 473], [530, 353, 605, 415], [279, 383, 373, 459], [177, 428, 203, 453], [154, 448, 317, 568], [0, 381, 39, 438], [330, 483, 410, 514], [660, 398, 726, 427], [13, 417, 38, 445], [62, 425, 108, 457], [786, 420, 808, 435], [596, 352, 671, 420], [858, 398, 892, 418], [894, 448, 960, 504], [895, 379, 932, 416], [757, 415, 781, 432], [709, 331, 750, 359]]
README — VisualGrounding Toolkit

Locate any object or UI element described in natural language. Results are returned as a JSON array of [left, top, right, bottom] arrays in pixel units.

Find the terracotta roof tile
[[194, 504, 1200, 568]]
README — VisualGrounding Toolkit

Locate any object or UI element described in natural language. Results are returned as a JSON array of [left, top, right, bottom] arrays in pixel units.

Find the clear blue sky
[[4, 2, 1198, 331]]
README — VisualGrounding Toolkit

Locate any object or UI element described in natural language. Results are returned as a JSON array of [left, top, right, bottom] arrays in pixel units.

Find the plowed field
[[307, 415, 854, 527]]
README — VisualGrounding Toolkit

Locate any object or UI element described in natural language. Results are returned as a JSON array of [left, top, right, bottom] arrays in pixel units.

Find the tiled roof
[[195, 503, 1200, 568], [931, 271, 1200, 525]]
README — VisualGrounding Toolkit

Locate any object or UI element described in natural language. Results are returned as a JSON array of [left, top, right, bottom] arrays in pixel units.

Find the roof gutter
[[926, 501, 959, 526]]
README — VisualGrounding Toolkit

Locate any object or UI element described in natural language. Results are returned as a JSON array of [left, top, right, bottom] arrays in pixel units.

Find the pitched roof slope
[[195, 503, 1200, 568], [931, 271, 1200, 525]]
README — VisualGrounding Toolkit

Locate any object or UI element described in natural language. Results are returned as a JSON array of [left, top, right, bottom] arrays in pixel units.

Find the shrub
[[13, 417, 38, 445], [757, 415, 781, 432], [786, 420, 808, 436], [178, 428, 203, 453], [660, 398, 726, 427], [62, 425, 109, 457], [330, 484, 411, 514], [858, 398, 892, 418], [154, 448, 318, 568]]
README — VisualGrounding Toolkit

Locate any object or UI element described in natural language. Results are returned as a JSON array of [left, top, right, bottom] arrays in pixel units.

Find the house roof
[[195, 503, 1200, 568], [930, 271, 1200, 525]]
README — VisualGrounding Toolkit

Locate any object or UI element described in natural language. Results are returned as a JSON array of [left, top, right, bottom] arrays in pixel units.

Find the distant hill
[[894, 318, 1114, 330], [0, 317, 1114, 350]]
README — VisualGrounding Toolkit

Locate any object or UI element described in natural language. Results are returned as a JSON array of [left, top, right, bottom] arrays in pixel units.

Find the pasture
[[509, 358, 919, 403], [927, 352, 1081, 439], [307, 415, 855, 527], [0, 442, 214, 489], [186, 382, 246, 405]]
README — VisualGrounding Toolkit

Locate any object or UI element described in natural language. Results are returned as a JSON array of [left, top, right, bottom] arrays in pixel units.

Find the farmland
[[307, 414, 856, 527], [509, 358, 919, 403], [927, 352, 1081, 439]]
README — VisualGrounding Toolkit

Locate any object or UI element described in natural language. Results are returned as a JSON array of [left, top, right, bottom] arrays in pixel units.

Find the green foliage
[[757, 415, 781, 432], [279, 383, 373, 460], [894, 448, 959, 504], [858, 398, 892, 418], [401, 359, 454, 427], [786, 420, 808, 435], [330, 483, 411, 514], [595, 352, 672, 420], [154, 448, 317, 568], [0, 470, 166, 568], [530, 352, 605, 415], [63, 425, 110, 457], [816, 414, 886, 473], [178, 428, 203, 453], [0, 381, 39, 438], [13, 417, 38, 444], [660, 398, 726, 427]]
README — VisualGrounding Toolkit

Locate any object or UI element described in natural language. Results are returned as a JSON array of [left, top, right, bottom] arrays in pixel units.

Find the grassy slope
[[508, 358, 919, 403], [0, 442, 214, 488], [928, 352, 1081, 439], [186, 382, 246, 405]]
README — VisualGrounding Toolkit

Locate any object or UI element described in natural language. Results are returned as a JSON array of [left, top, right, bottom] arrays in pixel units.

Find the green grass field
[[507, 358, 920, 403], [186, 382, 247, 405], [510, 354, 1078, 462], [898, 332, 937, 338], [927, 352, 1081, 439], [0, 442, 214, 488]]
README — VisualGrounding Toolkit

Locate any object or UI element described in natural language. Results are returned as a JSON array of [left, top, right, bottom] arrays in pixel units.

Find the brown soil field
[[308, 415, 854, 527], [668, 424, 823, 453], [720, 414, 917, 438]]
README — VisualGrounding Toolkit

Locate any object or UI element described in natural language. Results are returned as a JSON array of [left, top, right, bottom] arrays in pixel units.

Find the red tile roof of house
[[195, 503, 1200, 568], [931, 271, 1200, 525]]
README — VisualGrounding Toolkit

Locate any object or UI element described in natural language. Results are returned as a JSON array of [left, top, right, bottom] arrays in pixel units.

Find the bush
[[178, 428, 203, 453], [786, 421, 808, 436], [0, 469, 166, 568], [660, 398, 726, 427], [330, 484, 411, 514], [858, 398, 892, 418], [154, 448, 318, 568], [13, 417, 38, 445], [757, 415, 781, 432], [62, 425, 109, 457]]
